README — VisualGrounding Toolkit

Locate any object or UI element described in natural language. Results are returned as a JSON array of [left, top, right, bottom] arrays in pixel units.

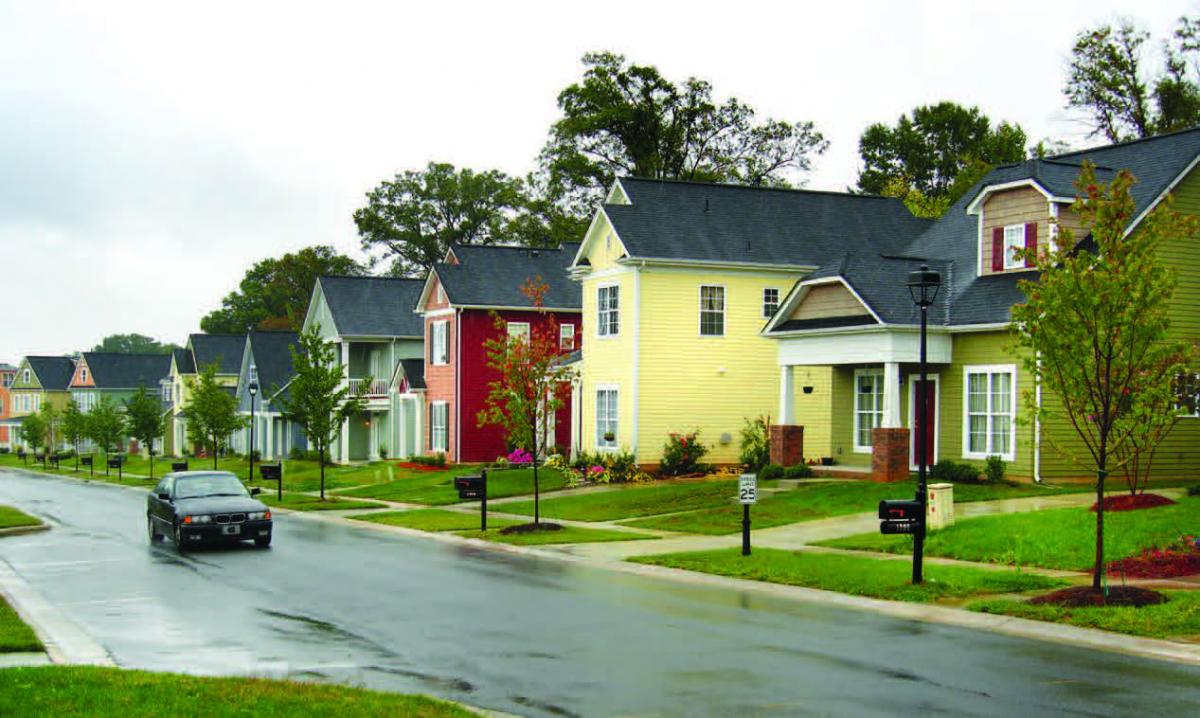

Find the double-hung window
[[430, 402, 449, 452], [597, 285, 619, 337], [507, 322, 530, 344], [1003, 225, 1026, 270], [763, 288, 780, 318], [1174, 370, 1200, 417], [595, 387, 618, 450], [430, 321, 449, 365], [560, 324, 575, 351], [964, 365, 1016, 459], [699, 285, 725, 336], [854, 369, 884, 451]]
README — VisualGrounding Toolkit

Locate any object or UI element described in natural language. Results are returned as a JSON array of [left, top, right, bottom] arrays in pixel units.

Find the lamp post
[[248, 379, 258, 486], [906, 264, 941, 584]]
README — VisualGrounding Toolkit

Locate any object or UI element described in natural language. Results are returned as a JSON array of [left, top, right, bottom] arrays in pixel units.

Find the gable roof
[[595, 177, 933, 267], [247, 331, 299, 397], [79, 353, 172, 390], [395, 358, 426, 392], [171, 348, 195, 375], [188, 334, 245, 375], [431, 243, 582, 310], [318, 276, 425, 337], [25, 356, 76, 390]]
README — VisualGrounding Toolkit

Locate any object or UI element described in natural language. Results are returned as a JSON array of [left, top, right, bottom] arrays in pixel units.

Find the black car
[[147, 471, 272, 551]]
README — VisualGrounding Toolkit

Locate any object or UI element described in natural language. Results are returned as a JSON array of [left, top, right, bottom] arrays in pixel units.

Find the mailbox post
[[259, 463, 283, 501], [108, 455, 123, 481], [739, 473, 757, 556], [81, 455, 93, 477], [172, 460, 188, 472], [454, 470, 488, 531]]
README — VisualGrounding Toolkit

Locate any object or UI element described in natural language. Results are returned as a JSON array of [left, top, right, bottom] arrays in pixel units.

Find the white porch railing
[[349, 378, 390, 397]]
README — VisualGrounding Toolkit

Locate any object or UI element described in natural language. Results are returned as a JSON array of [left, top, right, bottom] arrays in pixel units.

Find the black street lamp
[[248, 379, 258, 486], [906, 264, 941, 584]]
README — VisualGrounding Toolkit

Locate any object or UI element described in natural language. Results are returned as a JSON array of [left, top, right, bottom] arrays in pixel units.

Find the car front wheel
[[147, 515, 163, 543], [254, 534, 271, 548], [173, 522, 187, 553]]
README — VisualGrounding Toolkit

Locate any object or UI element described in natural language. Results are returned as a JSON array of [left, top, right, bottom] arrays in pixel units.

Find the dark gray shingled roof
[[398, 358, 426, 391], [247, 331, 299, 398], [26, 356, 75, 390], [436, 243, 582, 309], [319, 276, 425, 337], [172, 348, 194, 375], [603, 178, 933, 266], [81, 353, 172, 389], [188, 334, 245, 375]]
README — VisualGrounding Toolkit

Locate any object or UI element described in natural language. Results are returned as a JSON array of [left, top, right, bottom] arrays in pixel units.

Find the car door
[[151, 477, 174, 527]]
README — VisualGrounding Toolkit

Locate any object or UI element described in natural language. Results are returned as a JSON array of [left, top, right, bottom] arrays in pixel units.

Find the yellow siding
[[791, 283, 870, 320], [790, 366, 833, 460]]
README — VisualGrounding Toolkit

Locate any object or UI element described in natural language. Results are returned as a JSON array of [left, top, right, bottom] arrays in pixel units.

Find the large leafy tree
[[61, 400, 88, 470], [201, 246, 367, 334], [1066, 16, 1200, 142], [186, 364, 246, 469], [857, 101, 1026, 212], [1011, 163, 1196, 594], [125, 386, 165, 479], [280, 325, 367, 500], [477, 278, 575, 527], [354, 163, 529, 276], [540, 51, 828, 219], [91, 334, 178, 354], [86, 397, 127, 469]]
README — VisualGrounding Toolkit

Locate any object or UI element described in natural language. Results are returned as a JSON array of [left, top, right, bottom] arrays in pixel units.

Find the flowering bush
[[507, 448, 534, 466], [660, 431, 708, 476]]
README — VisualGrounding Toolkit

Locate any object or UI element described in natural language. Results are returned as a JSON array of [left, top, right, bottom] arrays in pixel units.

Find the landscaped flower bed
[[1091, 493, 1176, 512], [1106, 535, 1200, 578]]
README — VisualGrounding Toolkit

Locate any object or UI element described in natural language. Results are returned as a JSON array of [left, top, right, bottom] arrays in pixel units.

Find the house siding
[[981, 187, 1050, 275], [791, 284, 870, 320]]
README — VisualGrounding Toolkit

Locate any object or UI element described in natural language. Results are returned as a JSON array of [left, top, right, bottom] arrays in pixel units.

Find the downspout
[[1034, 351, 1043, 483]]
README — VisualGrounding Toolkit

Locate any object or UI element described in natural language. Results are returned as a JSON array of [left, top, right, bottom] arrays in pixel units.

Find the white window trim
[[962, 363, 1018, 461], [1177, 370, 1200, 418], [762, 287, 780, 318], [506, 321, 531, 343], [853, 368, 884, 453], [1002, 224, 1026, 271], [559, 323, 575, 350], [594, 383, 619, 451], [430, 401, 449, 452], [597, 283, 620, 339], [698, 284, 727, 338], [431, 320, 449, 365]]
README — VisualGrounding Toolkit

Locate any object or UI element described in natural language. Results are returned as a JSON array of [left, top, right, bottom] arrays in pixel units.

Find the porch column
[[778, 365, 795, 425], [770, 364, 803, 466], [881, 362, 901, 428]]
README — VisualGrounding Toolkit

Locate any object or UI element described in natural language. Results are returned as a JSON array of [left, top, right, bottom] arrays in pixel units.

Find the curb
[[0, 524, 50, 538], [0, 560, 115, 666]]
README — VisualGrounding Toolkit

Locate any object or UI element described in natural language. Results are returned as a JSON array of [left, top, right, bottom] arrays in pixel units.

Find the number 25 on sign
[[738, 474, 757, 504]]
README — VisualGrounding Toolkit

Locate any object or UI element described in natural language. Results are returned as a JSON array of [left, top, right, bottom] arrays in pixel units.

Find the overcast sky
[[0, 0, 1194, 363]]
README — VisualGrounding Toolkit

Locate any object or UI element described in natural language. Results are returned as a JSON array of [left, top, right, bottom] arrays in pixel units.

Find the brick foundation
[[769, 425, 804, 467], [871, 428, 910, 483]]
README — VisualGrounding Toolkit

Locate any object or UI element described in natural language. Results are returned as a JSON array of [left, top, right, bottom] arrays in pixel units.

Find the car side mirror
[[157, 492, 170, 501], [249, 487, 262, 497]]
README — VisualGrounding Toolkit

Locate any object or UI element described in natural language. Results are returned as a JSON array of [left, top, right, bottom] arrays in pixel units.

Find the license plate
[[222, 525, 241, 536]]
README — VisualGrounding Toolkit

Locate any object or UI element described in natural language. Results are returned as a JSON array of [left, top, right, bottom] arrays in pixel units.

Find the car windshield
[[174, 473, 249, 500]]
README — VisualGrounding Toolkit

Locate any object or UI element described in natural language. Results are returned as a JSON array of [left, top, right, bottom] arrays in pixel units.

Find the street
[[2, 468, 1199, 717]]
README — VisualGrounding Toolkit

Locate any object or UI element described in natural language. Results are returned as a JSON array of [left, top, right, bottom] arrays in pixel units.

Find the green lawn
[[259, 492, 384, 512], [818, 496, 1200, 571], [970, 591, 1200, 639], [631, 548, 1065, 602], [458, 525, 657, 546], [0, 596, 42, 653], [498, 479, 740, 521], [0, 505, 42, 530], [355, 509, 522, 532], [339, 467, 568, 505], [0, 666, 473, 717]]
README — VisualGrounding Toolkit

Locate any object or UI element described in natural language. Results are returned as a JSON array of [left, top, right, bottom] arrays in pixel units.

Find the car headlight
[[183, 515, 212, 525], [247, 511, 270, 521]]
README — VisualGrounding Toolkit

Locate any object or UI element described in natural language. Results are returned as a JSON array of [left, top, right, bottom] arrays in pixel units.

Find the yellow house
[[163, 334, 245, 457], [570, 178, 930, 466]]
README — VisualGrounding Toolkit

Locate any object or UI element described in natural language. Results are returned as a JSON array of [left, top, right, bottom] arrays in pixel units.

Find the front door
[[908, 375, 939, 469]]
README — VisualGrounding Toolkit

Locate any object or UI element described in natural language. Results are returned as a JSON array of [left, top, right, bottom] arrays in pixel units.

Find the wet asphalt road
[[2, 469, 1200, 717]]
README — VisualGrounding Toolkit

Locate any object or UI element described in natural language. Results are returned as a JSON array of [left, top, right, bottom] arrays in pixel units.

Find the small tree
[[477, 278, 576, 527], [61, 400, 88, 470], [187, 364, 246, 470], [20, 412, 47, 458], [39, 403, 63, 465], [125, 385, 165, 479], [1012, 162, 1196, 593], [87, 397, 127, 469], [280, 324, 367, 500]]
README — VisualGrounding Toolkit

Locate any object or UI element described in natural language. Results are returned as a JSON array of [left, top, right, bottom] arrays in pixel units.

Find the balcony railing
[[349, 378, 390, 397]]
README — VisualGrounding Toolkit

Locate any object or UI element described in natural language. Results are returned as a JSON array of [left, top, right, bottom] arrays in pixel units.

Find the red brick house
[[415, 243, 582, 463], [0, 363, 15, 450]]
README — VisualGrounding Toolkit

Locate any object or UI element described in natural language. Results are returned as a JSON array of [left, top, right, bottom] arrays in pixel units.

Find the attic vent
[[704, 198, 710, 213], [529, 249, 540, 257]]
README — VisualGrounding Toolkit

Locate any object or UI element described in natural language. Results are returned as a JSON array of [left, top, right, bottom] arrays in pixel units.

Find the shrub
[[739, 416, 771, 471], [759, 463, 784, 480], [507, 448, 534, 466], [0, 447, 9, 454], [783, 464, 813, 479], [406, 453, 446, 467], [930, 460, 981, 483], [984, 455, 1006, 483], [289, 447, 305, 460], [1187, 484, 1200, 497], [378, 445, 388, 460], [660, 431, 708, 476]]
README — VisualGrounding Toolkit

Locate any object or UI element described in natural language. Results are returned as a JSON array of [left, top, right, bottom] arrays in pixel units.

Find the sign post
[[738, 473, 757, 556]]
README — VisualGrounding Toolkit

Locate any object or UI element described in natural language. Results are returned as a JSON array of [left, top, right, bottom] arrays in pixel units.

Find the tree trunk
[[212, 435, 219, 470], [1094, 466, 1107, 592], [319, 440, 326, 501], [533, 410, 540, 526]]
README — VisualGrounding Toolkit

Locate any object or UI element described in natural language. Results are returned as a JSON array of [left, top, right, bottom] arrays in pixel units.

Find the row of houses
[[3, 127, 1199, 480]]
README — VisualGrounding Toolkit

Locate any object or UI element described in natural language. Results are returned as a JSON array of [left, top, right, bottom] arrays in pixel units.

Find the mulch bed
[[1107, 545, 1200, 579], [1090, 493, 1176, 512], [499, 522, 564, 535], [393, 462, 448, 472], [1030, 585, 1168, 607]]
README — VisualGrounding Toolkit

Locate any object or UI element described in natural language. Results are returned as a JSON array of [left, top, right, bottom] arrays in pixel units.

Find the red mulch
[[394, 462, 447, 472], [1108, 547, 1200, 579], [1090, 493, 1176, 512], [1030, 586, 1168, 607], [499, 522, 564, 535]]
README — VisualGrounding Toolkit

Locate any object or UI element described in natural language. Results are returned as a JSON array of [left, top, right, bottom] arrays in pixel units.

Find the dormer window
[[1003, 225, 1026, 270], [22, 369, 30, 384], [80, 367, 88, 383]]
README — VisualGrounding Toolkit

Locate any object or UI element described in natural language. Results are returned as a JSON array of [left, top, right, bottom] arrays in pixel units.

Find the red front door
[[911, 379, 936, 467]]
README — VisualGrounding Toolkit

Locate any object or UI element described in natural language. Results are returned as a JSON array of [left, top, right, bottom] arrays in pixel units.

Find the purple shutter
[[1024, 222, 1038, 268], [991, 227, 1004, 272]]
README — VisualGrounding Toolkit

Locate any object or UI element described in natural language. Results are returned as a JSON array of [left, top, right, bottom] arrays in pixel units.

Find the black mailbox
[[171, 461, 188, 472], [17, 449, 26, 460], [49, 454, 61, 466], [880, 520, 918, 535], [81, 456, 93, 466], [878, 499, 921, 521], [454, 474, 486, 500], [260, 464, 282, 481], [107, 457, 123, 469]]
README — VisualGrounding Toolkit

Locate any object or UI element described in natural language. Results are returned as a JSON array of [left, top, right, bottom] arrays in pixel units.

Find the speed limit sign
[[738, 474, 757, 504]]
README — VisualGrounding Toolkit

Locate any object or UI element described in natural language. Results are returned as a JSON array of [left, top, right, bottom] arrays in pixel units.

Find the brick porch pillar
[[871, 427, 909, 482], [769, 425, 803, 467]]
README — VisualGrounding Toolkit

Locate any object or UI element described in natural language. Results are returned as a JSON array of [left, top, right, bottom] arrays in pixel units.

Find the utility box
[[927, 482, 954, 530]]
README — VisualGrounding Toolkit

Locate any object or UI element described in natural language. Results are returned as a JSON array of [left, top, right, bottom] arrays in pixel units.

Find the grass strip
[[259, 492, 384, 512], [0, 597, 43, 653], [630, 548, 1065, 602], [0, 505, 42, 530], [970, 590, 1200, 638], [498, 480, 739, 521], [0, 665, 473, 717], [355, 509, 522, 532], [339, 468, 568, 505], [458, 525, 658, 546]]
